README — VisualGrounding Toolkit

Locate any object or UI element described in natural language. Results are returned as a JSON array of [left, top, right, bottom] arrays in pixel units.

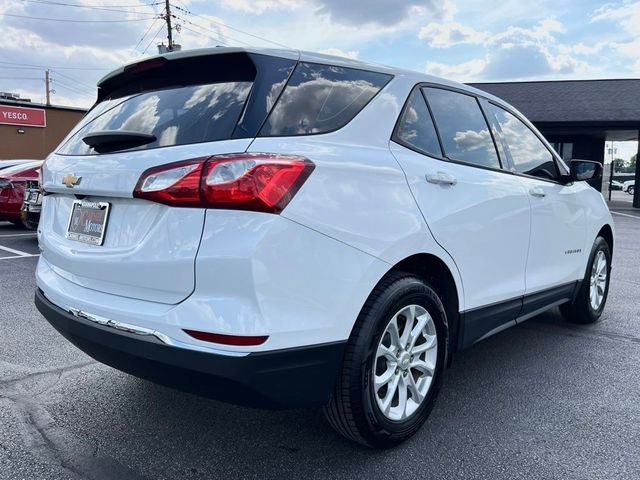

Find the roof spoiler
[[96, 47, 299, 103]]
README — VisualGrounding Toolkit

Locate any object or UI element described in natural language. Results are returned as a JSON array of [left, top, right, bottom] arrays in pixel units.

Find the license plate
[[28, 192, 39, 203], [66, 200, 110, 246]]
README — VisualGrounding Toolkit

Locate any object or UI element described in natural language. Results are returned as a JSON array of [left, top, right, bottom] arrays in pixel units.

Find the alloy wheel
[[372, 304, 438, 421], [589, 250, 607, 311]]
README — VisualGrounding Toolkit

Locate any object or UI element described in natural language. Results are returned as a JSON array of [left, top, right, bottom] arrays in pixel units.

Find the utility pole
[[45, 69, 51, 106], [165, 0, 173, 51]]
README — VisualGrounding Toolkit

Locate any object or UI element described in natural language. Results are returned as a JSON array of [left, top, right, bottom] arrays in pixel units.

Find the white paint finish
[[187, 211, 391, 349], [38, 194, 205, 304], [247, 77, 465, 310], [36, 53, 615, 356], [37, 212, 390, 351], [390, 142, 531, 309], [516, 177, 589, 293]]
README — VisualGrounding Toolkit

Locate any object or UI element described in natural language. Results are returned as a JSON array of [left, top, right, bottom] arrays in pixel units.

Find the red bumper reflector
[[183, 329, 268, 346]]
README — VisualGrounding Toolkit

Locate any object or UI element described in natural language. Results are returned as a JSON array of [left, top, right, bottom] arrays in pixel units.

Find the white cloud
[[419, 22, 486, 48], [318, 48, 359, 59], [590, 2, 638, 22], [426, 59, 486, 80], [425, 18, 587, 81], [590, 1, 640, 73], [219, 0, 298, 14], [313, 0, 454, 26], [537, 18, 564, 34], [565, 42, 600, 55]]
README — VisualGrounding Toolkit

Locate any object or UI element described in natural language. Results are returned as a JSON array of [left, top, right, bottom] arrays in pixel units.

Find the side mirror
[[570, 159, 601, 182]]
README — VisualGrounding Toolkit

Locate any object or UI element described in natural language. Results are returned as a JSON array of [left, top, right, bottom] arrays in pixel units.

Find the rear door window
[[424, 87, 500, 169], [393, 89, 442, 158], [259, 62, 391, 136], [489, 104, 559, 181], [58, 82, 253, 155]]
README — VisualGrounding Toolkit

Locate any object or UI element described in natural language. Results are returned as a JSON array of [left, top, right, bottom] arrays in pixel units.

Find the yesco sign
[[0, 105, 46, 128]]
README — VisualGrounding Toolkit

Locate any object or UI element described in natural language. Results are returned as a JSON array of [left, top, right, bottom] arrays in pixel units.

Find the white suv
[[36, 48, 614, 448]]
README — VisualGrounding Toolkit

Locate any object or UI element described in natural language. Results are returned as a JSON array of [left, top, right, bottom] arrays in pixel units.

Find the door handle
[[426, 171, 457, 186], [529, 187, 546, 198]]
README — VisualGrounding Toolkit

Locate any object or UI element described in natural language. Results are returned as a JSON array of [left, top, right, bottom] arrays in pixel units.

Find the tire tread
[[323, 272, 435, 447]]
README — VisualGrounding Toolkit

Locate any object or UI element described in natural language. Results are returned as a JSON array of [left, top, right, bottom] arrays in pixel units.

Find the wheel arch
[[383, 253, 462, 357], [597, 224, 614, 259]]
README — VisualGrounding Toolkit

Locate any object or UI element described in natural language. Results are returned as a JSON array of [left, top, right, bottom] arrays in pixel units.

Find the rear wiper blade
[[82, 130, 156, 153]]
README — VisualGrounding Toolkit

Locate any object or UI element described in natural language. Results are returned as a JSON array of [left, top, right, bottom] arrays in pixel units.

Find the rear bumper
[[20, 203, 40, 229], [35, 289, 345, 409]]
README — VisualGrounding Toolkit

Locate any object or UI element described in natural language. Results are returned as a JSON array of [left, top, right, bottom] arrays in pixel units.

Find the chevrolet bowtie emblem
[[62, 174, 82, 188]]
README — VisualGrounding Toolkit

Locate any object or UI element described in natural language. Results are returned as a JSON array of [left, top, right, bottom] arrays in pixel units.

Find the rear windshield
[[58, 82, 252, 155], [259, 62, 391, 136]]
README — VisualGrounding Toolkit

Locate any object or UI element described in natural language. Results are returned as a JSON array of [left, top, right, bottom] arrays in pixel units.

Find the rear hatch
[[40, 49, 298, 304]]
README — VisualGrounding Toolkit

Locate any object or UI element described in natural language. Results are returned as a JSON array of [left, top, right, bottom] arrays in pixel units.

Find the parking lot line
[[0, 245, 34, 257], [0, 254, 39, 260], [611, 211, 640, 219]]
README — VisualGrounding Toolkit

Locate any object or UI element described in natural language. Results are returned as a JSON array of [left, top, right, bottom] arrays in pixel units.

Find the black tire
[[8, 219, 25, 228], [323, 272, 448, 448], [560, 236, 611, 324], [628, 185, 635, 195]]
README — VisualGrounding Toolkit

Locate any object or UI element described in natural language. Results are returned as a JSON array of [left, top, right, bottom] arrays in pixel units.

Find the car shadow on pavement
[[38, 302, 640, 479]]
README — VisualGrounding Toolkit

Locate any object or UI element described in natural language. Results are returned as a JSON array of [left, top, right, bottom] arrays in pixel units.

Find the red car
[[0, 160, 43, 225]]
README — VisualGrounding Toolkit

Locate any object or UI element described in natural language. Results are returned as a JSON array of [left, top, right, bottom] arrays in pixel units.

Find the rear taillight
[[134, 153, 314, 213]]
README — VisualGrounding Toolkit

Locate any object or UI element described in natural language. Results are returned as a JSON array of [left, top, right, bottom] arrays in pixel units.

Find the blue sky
[[1, 0, 639, 108]]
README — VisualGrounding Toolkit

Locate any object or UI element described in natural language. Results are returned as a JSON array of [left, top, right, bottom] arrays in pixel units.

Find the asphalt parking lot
[[1, 213, 639, 480]]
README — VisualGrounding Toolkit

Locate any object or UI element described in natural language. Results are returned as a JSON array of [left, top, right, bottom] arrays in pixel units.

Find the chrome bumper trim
[[65, 307, 249, 357]]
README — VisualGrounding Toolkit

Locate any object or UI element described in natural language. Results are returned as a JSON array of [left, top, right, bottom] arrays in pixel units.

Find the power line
[[20, 0, 162, 8], [19, 0, 161, 15], [53, 78, 95, 96], [0, 12, 157, 22], [172, 13, 250, 47], [142, 22, 165, 54], [50, 70, 95, 92], [134, 16, 161, 51], [172, 14, 238, 46], [0, 61, 111, 71], [178, 23, 228, 47], [172, 4, 291, 49], [0, 76, 43, 80]]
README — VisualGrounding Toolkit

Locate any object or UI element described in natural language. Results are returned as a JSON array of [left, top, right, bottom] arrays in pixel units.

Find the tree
[[630, 154, 637, 172], [613, 158, 626, 172]]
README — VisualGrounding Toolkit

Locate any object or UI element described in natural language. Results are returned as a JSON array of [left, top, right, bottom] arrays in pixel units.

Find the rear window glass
[[259, 62, 391, 136], [394, 89, 442, 157], [58, 82, 252, 155]]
